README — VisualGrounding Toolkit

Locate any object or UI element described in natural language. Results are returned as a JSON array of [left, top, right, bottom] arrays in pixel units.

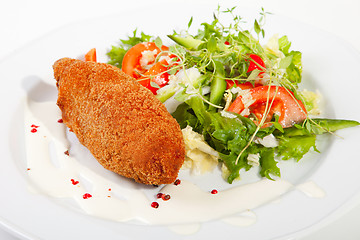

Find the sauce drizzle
[[24, 99, 318, 226]]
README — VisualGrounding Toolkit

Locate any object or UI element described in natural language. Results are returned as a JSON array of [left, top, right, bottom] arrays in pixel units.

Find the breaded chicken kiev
[[53, 58, 185, 185]]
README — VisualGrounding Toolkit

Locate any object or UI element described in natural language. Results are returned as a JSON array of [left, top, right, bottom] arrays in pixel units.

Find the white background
[[1, 0, 360, 239]]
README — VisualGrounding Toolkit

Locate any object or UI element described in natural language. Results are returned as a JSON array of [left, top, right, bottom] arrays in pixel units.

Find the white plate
[[1, 3, 360, 240]]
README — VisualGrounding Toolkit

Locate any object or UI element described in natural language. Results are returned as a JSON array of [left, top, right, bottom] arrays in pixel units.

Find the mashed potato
[[181, 126, 219, 175]]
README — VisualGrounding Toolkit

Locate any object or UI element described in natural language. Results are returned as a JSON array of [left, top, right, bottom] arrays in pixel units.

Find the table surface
[[1, 0, 360, 239]]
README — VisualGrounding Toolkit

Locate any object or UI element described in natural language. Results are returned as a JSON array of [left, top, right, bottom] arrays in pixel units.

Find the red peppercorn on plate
[[1, 2, 360, 240]]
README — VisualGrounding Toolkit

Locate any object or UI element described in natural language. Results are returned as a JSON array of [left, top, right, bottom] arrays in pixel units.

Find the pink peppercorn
[[211, 189, 218, 194], [151, 202, 159, 208], [174, 179, 181, 185], [83, 193, 92, 199], [156, 193, 164, 199], [162, 194, 171, 201]]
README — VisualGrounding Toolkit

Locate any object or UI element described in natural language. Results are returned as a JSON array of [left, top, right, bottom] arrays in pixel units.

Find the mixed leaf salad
[[106, 6, 359, 183]]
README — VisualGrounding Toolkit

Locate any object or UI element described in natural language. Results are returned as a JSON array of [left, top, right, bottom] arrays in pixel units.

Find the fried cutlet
[[53, 58, 185, 185]]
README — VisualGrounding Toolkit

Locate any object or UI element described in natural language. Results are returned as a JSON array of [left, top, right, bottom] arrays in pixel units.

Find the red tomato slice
[[227, 95, 245, 114], [247, 54, 266, 73], [138, 59, 171, 95], [85, 48, 97, 62], [226, 81, 262, 90], [228, 86, 307, 128], [122, 42, 169, 79], [226, 54, 266, 90], [137, 78, 158, 95]]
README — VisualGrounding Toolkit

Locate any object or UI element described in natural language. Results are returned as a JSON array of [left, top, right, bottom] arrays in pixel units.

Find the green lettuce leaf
[[259, 148, 280, 180], [309, 118, 360, 135], [277, 134, 318, 161], [278, 35, 302, 85], [172, 95, 279, 183]]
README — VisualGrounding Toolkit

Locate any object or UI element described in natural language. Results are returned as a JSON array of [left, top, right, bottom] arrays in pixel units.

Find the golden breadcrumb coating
[[53, 58, 185, 185]]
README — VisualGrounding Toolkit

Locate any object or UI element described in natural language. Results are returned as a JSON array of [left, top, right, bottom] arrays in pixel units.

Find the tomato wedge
[[122, 42, 169, 79], [225, 54, 266, 90], [138, 59, 171, 95], [228, 86, 307, 128], [226, 81, 262, 90], [85, 48, 97, 62], [247, 54, 265, 73]]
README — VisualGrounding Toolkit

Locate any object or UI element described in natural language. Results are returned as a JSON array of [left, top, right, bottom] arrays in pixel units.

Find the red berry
[[71, 179, 79, 185], [151, 202, 159, 208], [174, 179, 181, 185], [211, 189, 218, 194], [156, 193, 164, 199], [83, 193, 92, 199], [162, 194, 171, 201]]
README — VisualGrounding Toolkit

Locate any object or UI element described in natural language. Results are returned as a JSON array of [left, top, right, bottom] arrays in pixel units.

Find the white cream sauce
[[297, 181, 326, 198], [167, 223, 201, 235], [24, 99, 322, 226], [221, 210, 257, 227]]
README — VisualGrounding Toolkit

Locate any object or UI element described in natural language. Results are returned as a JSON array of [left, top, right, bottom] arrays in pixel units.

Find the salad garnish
[[107, 6, 359, 183]]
